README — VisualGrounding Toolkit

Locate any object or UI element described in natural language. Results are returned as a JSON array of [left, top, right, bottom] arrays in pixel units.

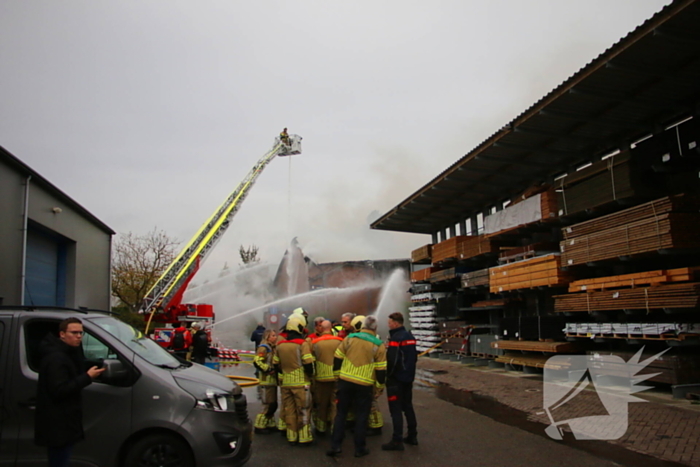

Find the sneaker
[[403, 436, 419, 446], [381, 440, 405, 451], [354, 447, 370, 457]]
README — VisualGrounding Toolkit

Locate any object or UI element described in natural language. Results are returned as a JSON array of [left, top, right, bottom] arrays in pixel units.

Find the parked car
[[0, 307, 252, 466]]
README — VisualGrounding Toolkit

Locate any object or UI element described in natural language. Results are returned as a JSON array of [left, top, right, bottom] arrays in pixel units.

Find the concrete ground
[[416, 356, 700, 467], [226, 359, 690, 466]]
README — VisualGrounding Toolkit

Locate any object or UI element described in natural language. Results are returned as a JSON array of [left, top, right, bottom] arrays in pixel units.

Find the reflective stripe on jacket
[[334, 330, 387, 386]]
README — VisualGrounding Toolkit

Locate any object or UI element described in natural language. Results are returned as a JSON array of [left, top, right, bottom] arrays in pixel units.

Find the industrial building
[[0, 146, 114, 309], [372, 0, 700, 390]]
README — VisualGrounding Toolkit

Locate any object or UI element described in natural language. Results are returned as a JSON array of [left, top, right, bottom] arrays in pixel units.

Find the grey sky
[[0, 1, 671, 280]]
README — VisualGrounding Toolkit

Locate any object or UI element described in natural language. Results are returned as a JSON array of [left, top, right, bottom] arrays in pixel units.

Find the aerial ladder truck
[[142, 133, 302, 335]]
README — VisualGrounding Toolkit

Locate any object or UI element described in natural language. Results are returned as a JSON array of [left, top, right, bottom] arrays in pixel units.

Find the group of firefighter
[[252, 307, 418, 457]]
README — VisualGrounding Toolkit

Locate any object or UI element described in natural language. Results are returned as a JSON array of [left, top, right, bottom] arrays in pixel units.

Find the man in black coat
[[35, 317, 105, 467], [190, 322, 210, 365], [381, 312, 418, 452], [250, 323, 265, 349]]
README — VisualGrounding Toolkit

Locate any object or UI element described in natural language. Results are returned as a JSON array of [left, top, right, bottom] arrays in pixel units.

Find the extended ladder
[[142, 134, 302, 314]]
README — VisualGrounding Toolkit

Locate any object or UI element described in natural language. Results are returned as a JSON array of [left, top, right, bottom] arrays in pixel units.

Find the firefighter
[[253, 329, 278, 434], [306, 316, 325, 341], [280, 127, 290, 146], [274, 316, 315, 446], [327, 315, 386, 458], [337, 312, 356, 339], [381, 311, 418, 451], [276, 311, 308, 434], [310, 320, 343, 436]]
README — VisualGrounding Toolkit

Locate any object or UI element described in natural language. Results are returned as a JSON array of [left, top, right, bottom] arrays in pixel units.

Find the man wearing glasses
[[35, 318, 105, 467]]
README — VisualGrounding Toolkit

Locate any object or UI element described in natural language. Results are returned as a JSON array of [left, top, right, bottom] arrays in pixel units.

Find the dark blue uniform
[[386, 326, 418, 443]]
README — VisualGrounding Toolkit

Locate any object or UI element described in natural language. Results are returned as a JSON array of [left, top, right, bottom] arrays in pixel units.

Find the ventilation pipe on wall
[[20, 175, 31, 305]]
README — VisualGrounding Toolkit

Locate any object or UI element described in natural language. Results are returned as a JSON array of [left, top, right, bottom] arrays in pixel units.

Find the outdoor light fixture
[[51, 207, 62, 214]]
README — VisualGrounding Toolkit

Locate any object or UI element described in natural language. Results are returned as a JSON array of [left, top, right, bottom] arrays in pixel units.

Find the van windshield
[[89, 316, 180, 368]]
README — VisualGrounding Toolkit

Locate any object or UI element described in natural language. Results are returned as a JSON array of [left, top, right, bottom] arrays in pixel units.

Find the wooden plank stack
[[540, 187, 559, 219], [489, 254, 574, 293], [411, 267, 440, 283], [460, 268, 490, 288], [456, 235, 504, 261], [491, 340, 580, 353], [430, 266, 469, 283], [499, 241, 559, 263], [411, 244, 432, 264], [560, 195, 700, 266], [554, 282, 700, 313], [432, 236, 469, 263], [555, 150, 659, 216], [568, 267, 700, 292], [496, 353, 573, 370]]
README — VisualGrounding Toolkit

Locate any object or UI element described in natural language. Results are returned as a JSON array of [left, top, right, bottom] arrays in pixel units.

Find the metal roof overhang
[[371, 0, 700, 235]]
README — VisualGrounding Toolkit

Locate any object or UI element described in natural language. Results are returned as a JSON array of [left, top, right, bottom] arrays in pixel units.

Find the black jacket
[[34, 333, 93, 448], [250, 325, 265, 348], [387, 326, 417, 384], [191, 329, 209, 358]]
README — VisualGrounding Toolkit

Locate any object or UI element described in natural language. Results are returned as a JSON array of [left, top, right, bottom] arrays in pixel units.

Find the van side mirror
[[101, 359, 128, 383]]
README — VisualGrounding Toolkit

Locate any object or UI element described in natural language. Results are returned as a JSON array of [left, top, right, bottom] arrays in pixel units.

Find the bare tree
[[112, 229, 179, 313], [239, 244, 260, 266]]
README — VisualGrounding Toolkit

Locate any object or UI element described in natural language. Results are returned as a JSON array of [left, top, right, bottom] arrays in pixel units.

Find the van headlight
[[175, 377, 235, 412]]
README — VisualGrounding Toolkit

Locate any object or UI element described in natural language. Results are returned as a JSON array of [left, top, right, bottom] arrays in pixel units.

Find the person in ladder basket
[[274, 316, 315, 446], [280, 128, 290, 146], [253, 329, 279, 434], [381, 311, 418, 451]]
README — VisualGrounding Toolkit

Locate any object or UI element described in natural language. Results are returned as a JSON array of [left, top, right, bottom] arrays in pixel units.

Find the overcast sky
[[0, 1, 671, 281]]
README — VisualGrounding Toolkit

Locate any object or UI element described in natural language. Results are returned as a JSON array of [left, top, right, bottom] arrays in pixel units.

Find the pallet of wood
[[561, 194, 698, 240], [470, 299, 508, 308], [411, 244, 432, 264], [561, 213, 700, 266], [586, 350, 700, 385], [498, 241, 559, 263], [491, 340, 580, 353], [411, 267, 441, 283], [555, 150, 660, 217], [461, 268, 490, 288], [568, 267, 700, 292], [490, 254, 574, 293], [554, 282, 700, 313], [430, 266, 470, 283], [456, 235, 504, 261], [432, 236, 469, 263], [496, 353, 573, 370], [484, 189, 558, 235]]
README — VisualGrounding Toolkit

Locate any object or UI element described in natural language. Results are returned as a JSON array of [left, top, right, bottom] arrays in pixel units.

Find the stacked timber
[[491, 340, 579, 353], [586, 349, 700, 385], [555, 150, 659, 216], [554, 282, 700, 313], [484, 189, 558, 235], [411, 244, 432, 264], [432, 236, 469, 263], [560, 195, 700, 266], [496, 354, 573, 370], [460, 268, 490, 288], [498, 241, 559, 263], [430, 266, 470, 283], [411, 267, 440, 283], [568, 267, 700, 292], [456, 235, 505, 260], [489, 254, 574, 293]]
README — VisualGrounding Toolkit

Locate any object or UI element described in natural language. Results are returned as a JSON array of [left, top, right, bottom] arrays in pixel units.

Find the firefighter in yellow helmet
[[253, 329, 278, 433], [310, 320, 343, 436], [273, 316, 315, 446], [275, 310, 309, 434], [327, 315, 386, 458]]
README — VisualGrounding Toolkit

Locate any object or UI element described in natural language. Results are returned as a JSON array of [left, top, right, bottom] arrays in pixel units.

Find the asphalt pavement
[[225, 360, 632, 467]]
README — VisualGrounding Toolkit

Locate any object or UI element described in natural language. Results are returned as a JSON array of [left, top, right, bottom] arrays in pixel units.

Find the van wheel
[[124, 433, 194, 467]]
